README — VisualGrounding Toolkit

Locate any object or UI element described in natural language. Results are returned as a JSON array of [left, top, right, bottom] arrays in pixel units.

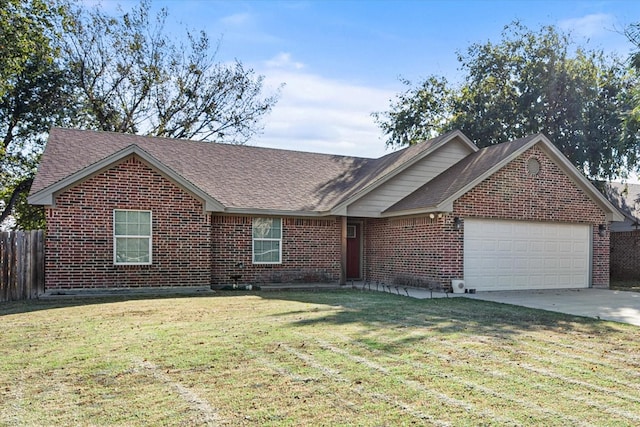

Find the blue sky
[[94, 0, 640, 158]]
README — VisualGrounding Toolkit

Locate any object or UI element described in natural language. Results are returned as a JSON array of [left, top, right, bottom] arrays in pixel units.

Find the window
[[114, 210, 152, 265], [252, 217, 282, 264]]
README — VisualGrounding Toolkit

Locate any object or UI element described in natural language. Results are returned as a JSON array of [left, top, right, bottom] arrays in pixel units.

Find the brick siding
[[211, 216, 342, 285], [44, 144, 611, 290], [610, 231, 640, 280], [363, 215, 462, 288], [45, 156, 212, 289], [364, 145, 610, 288]]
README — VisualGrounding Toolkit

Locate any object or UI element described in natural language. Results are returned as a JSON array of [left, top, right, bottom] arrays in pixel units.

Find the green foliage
[[622, 23, 640, 160], [1, 0, 279, 229], [0, 0, 69, 229], [375, 22, 640, 179], [372, 76, 452, 146]]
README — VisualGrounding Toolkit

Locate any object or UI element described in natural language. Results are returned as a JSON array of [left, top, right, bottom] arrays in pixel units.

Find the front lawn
[[1, 291, 639, 426]]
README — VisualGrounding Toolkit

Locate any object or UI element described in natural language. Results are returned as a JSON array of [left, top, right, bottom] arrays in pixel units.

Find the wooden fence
[[1, 230, 45, 302]]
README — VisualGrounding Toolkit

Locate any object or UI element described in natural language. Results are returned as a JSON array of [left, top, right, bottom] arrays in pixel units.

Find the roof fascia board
[[330, 130, 478, 215], [223, 207, 335, 217], [28, 144, 226, 212], [380, 201, 454, 218]]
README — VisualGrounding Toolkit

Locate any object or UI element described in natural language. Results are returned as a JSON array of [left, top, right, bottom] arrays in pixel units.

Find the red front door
[[346, 223, 361, 279]]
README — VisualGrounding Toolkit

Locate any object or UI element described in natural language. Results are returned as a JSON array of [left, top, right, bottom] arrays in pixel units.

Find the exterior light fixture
[[454, 217, 463, 231], [429, 213, 435, 219], [598, 224, 606, 237]]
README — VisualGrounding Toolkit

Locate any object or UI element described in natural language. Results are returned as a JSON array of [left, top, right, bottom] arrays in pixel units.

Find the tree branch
[[0, 177, 33, 225]]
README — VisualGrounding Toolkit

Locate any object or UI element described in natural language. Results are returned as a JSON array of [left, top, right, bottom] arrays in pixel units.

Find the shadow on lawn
[[258, 290, 623, 342], [1, 289, 624, 345], [0, 293, 216, 317]]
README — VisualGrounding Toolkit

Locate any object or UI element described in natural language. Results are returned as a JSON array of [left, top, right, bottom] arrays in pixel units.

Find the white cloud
[[220, 12, 251, 27], [264, 52, 305, 70], [558, 13, 615, 38], [253, 55, 398, 158]]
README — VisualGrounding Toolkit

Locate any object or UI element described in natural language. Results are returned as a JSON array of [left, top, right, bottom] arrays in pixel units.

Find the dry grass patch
[[610, 280, 640, 292], [1, 291, 639, 426]]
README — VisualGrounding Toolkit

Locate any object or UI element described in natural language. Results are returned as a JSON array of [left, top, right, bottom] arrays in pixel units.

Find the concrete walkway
[[462, 288, 640, 326], [358, 282, 640, 326]]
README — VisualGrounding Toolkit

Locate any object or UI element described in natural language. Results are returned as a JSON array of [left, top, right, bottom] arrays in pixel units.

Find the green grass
[[1, 290, 639, 426]]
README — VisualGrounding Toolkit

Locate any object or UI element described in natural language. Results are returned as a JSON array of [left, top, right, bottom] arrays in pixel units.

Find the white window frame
[[113, 209, 152, 265], [252, 217, 282, 264]]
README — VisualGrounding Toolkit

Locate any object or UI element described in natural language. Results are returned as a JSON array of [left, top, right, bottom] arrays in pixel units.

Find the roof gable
[[29, 128, 478, 216], [30, 128, 376, 214], [32, 129, 618, 221], [28, 144, 225, 211], [385, 134, 624, 222], [385, 135, 537, 214], [330, 130, 478, 214]]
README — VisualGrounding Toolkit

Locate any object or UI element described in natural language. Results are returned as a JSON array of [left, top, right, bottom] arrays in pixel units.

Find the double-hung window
[[252, 217, 282, 264], [114, 210, 152, 265]]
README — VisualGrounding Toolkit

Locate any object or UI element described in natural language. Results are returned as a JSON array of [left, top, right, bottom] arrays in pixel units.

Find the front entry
[[346, 223, 362, 279]]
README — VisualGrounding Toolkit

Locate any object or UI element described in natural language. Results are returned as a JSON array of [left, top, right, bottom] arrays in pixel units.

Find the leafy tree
[[62, 0, 279, 143], [374, 22, 639, 179], [0, 0, 70, 229], [1, 0, 279, 229], [621, 23, 640, 151]]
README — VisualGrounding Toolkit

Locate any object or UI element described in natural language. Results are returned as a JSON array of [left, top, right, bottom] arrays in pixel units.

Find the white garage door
[[464, 219, 590, 291]]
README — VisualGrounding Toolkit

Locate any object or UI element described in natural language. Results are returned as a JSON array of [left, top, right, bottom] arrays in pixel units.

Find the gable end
[[28, 145, 226, 213]]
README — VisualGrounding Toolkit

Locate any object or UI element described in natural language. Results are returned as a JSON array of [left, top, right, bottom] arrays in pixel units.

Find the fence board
[[0, 230, 45, 302]]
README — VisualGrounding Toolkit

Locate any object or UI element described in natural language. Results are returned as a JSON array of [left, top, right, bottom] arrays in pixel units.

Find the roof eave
[[381, 201, 454, 218], [331, 130, 479, 213], [223, 207, 335, 217], [433, 134, 625, 222], [27, 144, 226, 212]]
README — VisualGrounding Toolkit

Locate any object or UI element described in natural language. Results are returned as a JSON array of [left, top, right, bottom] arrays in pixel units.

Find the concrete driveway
[[463, 288, 640, 326]]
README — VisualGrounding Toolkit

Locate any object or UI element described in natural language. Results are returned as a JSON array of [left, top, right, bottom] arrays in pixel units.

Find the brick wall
[[364, 215, 462, 288], [364, 145, 610, 288], [45, 156, 212, 289], [610, 231, 640, 280], [211, 216, 342, 285]]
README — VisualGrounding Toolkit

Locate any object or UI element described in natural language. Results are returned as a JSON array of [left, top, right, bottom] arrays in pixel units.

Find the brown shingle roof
[[30, 128, 458, 213], [385, 135, 538, 213], [602, 182, 640, 223]]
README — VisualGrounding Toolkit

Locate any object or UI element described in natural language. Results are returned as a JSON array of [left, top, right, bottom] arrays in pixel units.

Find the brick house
[[28, 128, 622, 291], [603, 182, 640, 280]]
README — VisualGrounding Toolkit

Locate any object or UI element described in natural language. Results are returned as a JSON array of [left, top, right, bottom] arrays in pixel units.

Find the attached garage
[[464, 219, 590, 291]]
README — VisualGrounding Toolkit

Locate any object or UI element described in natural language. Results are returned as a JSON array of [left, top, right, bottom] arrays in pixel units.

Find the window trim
[[113, 209, 153, 265], [252, 217, 282, 265]]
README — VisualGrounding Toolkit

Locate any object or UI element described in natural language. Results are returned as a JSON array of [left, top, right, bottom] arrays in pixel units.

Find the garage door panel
[[464, 219, 590, 291], [514, 241, 528, 252], [530, 241, 545, 252], [558, 241, 572, 253], [497, 240, 512, 252]]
